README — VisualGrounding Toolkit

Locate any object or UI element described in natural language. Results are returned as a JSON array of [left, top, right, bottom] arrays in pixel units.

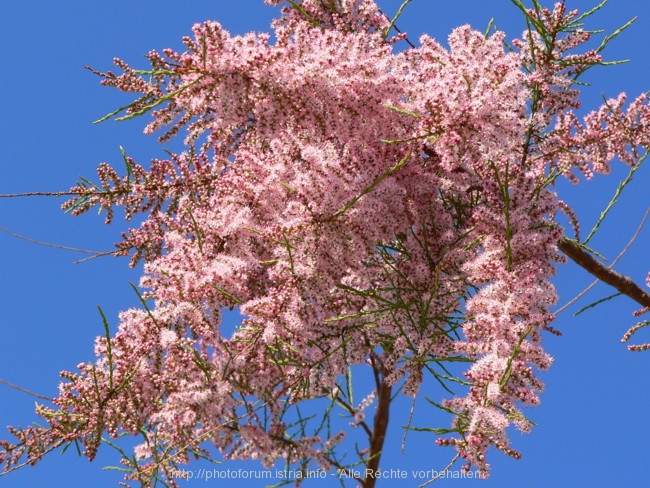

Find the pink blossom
[[4, 1, 650, 484]]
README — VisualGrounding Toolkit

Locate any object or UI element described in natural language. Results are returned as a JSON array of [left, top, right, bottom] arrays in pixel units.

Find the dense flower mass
[[2, 1, 649, 486]]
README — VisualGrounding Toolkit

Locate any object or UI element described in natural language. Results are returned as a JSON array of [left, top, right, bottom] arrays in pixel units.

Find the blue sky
[[1, 1, 649, 487]]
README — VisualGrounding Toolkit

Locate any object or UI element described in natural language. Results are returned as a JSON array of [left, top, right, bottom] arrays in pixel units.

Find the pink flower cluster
[[4, 1, 650, 484]]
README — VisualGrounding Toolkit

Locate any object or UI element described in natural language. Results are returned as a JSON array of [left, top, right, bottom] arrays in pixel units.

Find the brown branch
[[334, 393, 373, 438], [0, 225, 116, 256], [0, 191, 78, 198], [365, 370, 392, 488], [377, 6, 416, 48], [558, 238, 650, 308], [556, 207, 650, 315], [0, 378, 52, 401]]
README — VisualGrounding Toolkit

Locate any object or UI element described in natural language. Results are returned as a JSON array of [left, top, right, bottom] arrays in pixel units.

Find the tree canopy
[[1, 1, 649, 487]]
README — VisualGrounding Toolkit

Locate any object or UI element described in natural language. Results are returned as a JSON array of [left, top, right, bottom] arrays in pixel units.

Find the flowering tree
[[1, 0, 649, 486]]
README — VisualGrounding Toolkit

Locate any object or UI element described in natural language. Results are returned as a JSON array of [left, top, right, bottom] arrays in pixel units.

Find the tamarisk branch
[[558, 238, 650, 309]]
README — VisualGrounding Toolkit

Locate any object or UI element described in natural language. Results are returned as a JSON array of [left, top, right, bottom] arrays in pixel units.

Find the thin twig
[[0, 191, 78, 198], [0, 225, 117, 257], [582, 154, 645, 245], [556, 206, 650, 314], [377, 5, 417, 48], [418, 452, 461, 487], [0, 441, 67, 476], [334, 393, 373, 438], [401, 395, 416, 453], [0, 378, 52, 401]]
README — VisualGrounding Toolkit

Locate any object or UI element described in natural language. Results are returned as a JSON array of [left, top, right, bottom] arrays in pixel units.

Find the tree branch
[[365, 367, 392, 488], [558, 238, 650, 308], [0, 191, 79, 198], [556, 207, 650, 315], [0, 225, 116, 256], [0, 378, 52, 401]]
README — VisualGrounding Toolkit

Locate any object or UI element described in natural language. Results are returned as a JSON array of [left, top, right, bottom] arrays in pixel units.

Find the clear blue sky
[[1, 1, 649, 487]]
